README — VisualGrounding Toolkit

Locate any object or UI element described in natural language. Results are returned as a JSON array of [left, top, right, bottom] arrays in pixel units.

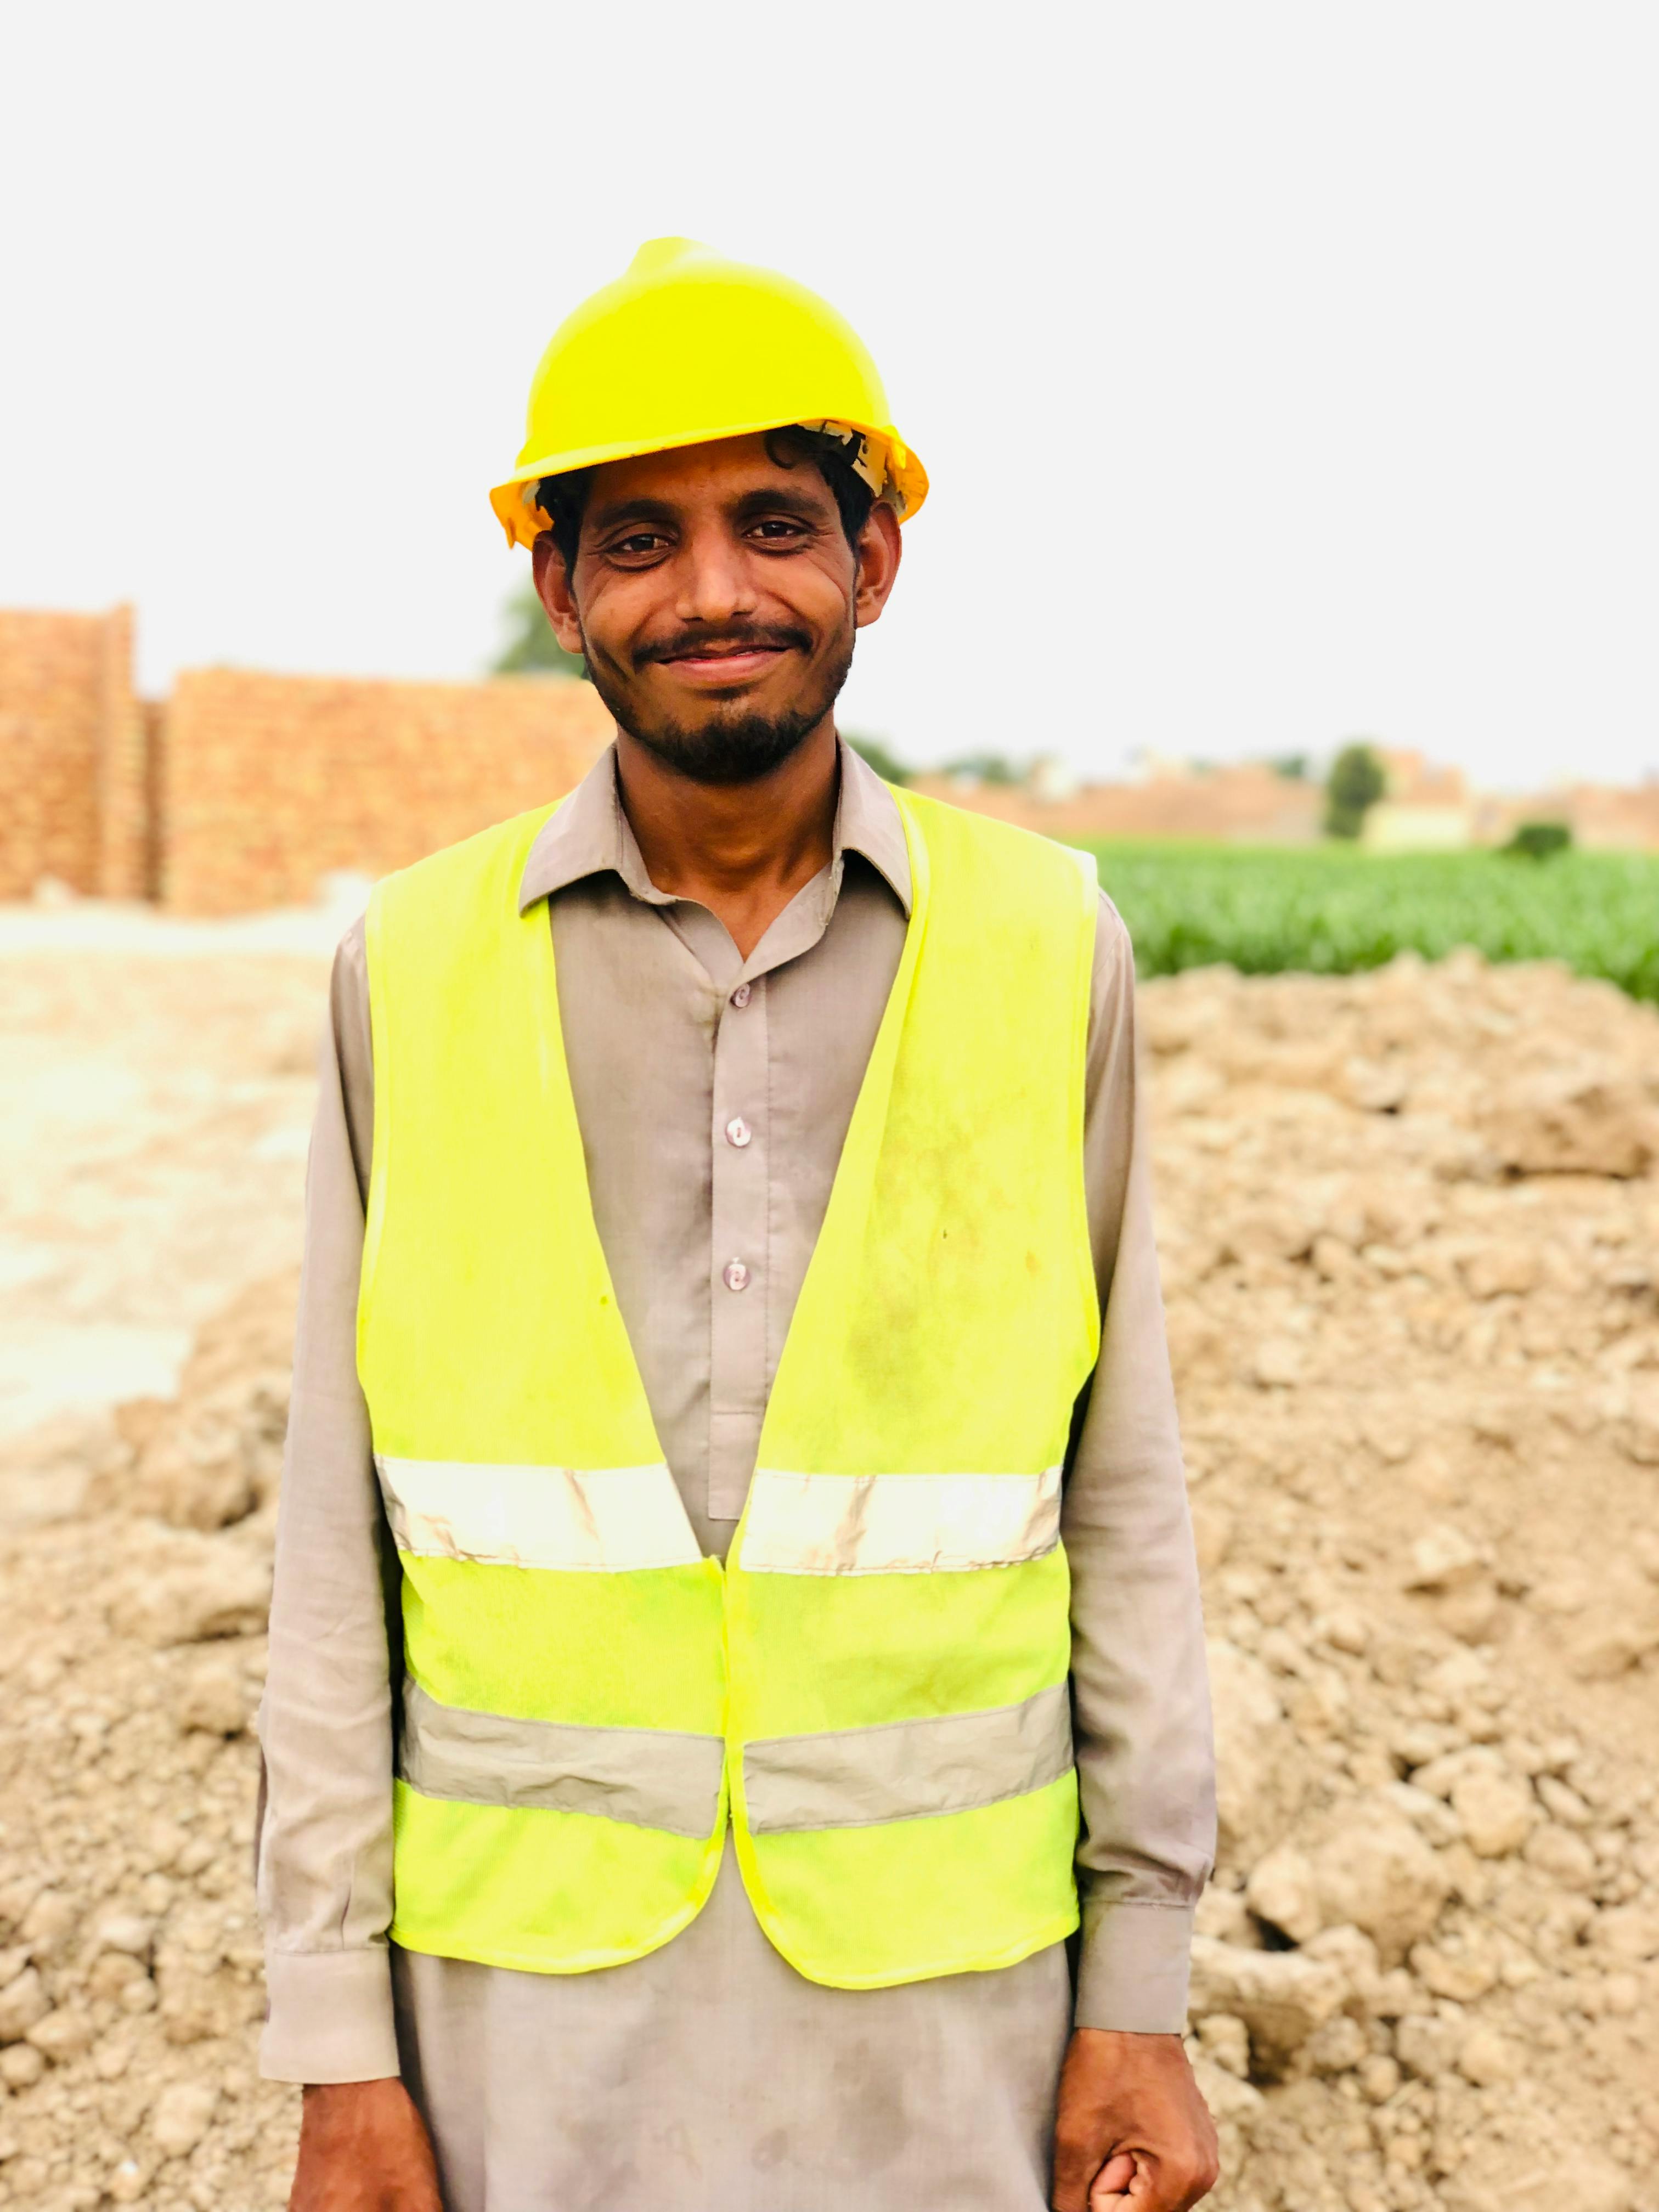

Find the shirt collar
[[517, 735, 912, 918]]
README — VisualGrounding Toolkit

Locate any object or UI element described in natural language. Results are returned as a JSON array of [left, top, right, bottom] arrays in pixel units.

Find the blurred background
[[1, 7, 1656, 2210]]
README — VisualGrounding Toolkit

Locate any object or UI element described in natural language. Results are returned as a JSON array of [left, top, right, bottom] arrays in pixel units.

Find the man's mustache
[[633, 624, 812, 670]]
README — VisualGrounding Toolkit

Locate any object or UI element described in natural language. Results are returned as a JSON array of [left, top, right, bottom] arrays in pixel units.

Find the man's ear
[[852, 502, 903, 631], [531, 535, 586, 658]]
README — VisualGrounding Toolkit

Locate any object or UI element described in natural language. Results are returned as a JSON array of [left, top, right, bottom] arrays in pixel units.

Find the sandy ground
[[0, 909, 1656, 2211], [0, 896, 347, 1466]]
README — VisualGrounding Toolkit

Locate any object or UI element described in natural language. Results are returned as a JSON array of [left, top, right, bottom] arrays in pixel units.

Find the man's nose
[[673, 523, 758, 627]]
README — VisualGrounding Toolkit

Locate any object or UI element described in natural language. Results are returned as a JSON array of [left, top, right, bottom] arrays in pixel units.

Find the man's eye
[[612, 532, 666, 557], [751, 518, 805, 541]]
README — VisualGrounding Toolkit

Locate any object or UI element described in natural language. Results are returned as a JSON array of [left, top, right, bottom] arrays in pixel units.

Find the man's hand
[[1051, 2029, 1219, 2211], [289, 2079, 444, 2211]]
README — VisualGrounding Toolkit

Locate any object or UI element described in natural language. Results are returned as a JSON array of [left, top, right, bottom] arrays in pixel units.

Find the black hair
[[535, 425, 877, 580], [537, 467, 595, 581]]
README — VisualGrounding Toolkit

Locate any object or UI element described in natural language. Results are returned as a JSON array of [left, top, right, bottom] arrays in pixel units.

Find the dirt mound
[[0, 950, 1654, 2209], [1152, 953, 1659, 2211], [0, 1274, 300, 2210]]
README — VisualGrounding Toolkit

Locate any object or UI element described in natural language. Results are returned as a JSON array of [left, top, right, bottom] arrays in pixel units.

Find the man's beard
[[583, 625, 855, 788]]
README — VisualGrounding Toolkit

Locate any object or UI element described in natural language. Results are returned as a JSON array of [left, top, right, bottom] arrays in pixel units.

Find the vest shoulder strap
[[370, 801, 560, 966], [894, 786, 1099, 929]]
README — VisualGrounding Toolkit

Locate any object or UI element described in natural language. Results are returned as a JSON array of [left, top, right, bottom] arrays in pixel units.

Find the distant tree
[[1503, 820, 1573, 860], [491, 580, 588, 680], [844, 734, 912, 785], [1269, 753, 1310, 781], [1324, 742, 1386, 839]]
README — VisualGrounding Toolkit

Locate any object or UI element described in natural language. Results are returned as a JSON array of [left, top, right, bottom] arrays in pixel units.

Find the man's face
[[532, 433, 901, 786]]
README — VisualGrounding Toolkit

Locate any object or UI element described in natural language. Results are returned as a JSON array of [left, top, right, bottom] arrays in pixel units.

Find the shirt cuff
[[259, 1948, 401, 2084], [1073, 1898, 1196, 2034]]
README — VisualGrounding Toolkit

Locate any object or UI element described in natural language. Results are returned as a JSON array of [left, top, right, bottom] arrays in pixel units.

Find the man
[[258, 238, 1218, 2212]]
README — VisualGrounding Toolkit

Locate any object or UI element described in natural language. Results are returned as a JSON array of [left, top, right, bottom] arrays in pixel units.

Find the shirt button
[[730, 983, 752, 1008], [725, 1116, 752, 1149], [723, 1259, 751, 1293]]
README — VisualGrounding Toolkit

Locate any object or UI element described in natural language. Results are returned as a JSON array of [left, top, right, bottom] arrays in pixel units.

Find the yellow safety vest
[[358, 786, 1100, 1988]]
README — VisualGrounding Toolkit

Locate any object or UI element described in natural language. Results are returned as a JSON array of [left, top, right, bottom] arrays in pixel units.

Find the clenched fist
[[1051, 2030, 1220, 2211]]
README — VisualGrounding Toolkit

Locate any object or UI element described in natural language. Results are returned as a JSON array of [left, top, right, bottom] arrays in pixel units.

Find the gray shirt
[[256, 741, 1214, 2211]]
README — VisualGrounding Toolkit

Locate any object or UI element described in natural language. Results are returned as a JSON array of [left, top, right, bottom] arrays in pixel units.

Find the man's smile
[[657, 642, 790, 684], [633, 623, 810, 687]]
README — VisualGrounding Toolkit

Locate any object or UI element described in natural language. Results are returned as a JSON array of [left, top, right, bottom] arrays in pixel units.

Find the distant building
[[1559, 780, 1659, 851], [1026, 753, 1079, 805], [910, 759, 1325, 845], [1362, 805, 1471, 850], [921, 741, 1659, 854], [1361, 748, 1475, 850]]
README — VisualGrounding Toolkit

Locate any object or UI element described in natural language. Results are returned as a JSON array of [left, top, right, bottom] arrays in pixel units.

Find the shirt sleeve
[[256, 919, 403, 2083], [1066, 890, 1216, 2034]]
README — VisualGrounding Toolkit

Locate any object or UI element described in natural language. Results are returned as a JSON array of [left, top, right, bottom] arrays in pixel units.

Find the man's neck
[[614, 719, 840, 961]]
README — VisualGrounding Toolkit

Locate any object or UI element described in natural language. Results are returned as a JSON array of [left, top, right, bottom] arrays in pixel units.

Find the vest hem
[[742, 1906, 1082, 1991], [383, 1905, 1081, 1989], [385, 1888, 717, 1978]]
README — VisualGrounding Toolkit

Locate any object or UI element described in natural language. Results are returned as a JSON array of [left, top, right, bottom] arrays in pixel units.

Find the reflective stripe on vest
[[740, 1465, 1062, 1575], [399, 1677, 1071, 1838], [399, 1679, 725, 1837], [379, 1455, 1061, 1577], [377, 1456, 701, 1572], [743, 1684, 1073, 1833], [361, 785, 1099, 1988]]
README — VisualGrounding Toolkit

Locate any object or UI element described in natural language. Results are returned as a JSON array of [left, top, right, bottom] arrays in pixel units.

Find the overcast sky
[[3, 3, 1656, 791]]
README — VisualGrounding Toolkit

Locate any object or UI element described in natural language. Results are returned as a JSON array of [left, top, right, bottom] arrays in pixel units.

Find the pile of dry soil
[[0, 1279, 296, 2209], [1151, 952, 1659, 2212], [0, 947, 1655, 2211]]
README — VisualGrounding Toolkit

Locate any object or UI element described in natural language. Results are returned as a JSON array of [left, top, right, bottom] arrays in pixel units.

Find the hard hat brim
[[489, 417, 929, 549]]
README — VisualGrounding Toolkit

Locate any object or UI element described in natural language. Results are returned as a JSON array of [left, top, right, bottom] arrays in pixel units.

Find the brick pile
[[0, 607, 143, 901], [0, 608, 610, 915], [157, 667, 610, 913]]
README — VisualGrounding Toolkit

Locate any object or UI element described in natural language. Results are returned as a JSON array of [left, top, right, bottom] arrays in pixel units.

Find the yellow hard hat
[[489, 237, 928, 548]]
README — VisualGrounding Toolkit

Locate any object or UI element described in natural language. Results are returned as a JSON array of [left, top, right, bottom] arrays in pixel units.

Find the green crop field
[[1085, 842, 1659, 1003]]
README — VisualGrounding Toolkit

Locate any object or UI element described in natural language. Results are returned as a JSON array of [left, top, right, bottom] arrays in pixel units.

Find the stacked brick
[[157, 667, 611, 912], [0, 607, 611, 913], [0, 606, 140, 899], [97, 606, 150, 900]]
